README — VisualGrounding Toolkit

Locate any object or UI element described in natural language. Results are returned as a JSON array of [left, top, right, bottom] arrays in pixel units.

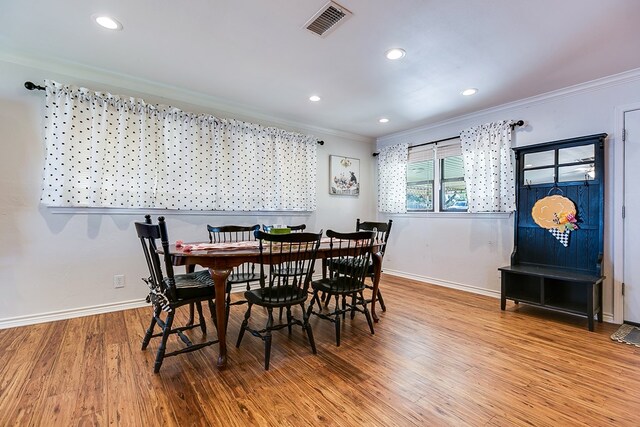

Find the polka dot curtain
[[377, 143, 409, 213], [459, 120, 515, 213], [40, 80, 317, 211]]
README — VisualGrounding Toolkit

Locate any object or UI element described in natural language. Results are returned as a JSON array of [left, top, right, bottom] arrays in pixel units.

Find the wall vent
[[304, 1, 352, 37]]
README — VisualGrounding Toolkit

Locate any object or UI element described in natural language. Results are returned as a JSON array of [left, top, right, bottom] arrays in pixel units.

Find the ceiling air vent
[[304, 1, 352, 37]]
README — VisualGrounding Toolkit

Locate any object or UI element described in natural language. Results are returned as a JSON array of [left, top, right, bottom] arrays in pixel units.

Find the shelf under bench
[[499, 264, 604, 331]]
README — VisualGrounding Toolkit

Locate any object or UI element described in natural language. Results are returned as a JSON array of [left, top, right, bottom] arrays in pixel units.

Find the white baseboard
[[1, 273, 616, 329], [0, 299, 148, 330], [383, 269, 615, 323], [383, 269, 501, 298]]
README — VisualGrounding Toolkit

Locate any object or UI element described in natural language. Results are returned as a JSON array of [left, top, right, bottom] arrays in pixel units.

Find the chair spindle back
[[326, 229, 375, 292], [208, 224, 260, 243], [254, 230, 321, 303], [135, 215, 176, 300], [356, 219, 392, 257]]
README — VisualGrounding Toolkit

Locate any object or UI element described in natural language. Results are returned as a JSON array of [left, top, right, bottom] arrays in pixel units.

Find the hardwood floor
[[1, 275, 639, 426]]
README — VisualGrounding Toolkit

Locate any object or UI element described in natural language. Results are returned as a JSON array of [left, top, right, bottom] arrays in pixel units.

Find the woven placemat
[[611, 324, 640, 347]]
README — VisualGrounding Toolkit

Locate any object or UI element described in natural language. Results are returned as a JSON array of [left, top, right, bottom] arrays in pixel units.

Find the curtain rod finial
[[511, 120, 524, 129], [24, 81, 45, 91]]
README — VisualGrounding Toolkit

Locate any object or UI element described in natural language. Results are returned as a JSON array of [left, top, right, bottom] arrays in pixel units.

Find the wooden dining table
[[161, 239, 383, 369]]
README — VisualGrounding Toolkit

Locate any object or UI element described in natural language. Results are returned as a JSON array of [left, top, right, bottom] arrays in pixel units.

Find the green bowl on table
[[270, 227, 291, 234]]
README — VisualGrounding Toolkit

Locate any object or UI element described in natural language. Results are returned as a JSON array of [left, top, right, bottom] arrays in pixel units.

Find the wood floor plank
[[71, 316, 108, 422], [123, 306, 180, 426], [0, 321, 63, 425], [7, 320, 69, 424], [1, 274, 640, 426]]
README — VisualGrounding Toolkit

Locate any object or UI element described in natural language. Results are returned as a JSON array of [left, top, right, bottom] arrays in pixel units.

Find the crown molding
[[378, 67, 640, 144], [0, 48, 373, 144]]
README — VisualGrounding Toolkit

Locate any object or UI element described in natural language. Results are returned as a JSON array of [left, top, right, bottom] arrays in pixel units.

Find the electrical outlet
[[114, 274, 125, 288]]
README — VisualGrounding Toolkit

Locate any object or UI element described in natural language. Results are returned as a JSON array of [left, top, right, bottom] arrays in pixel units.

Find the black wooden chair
[[262, 224, 311, 320], [325, 219, 393, 311], [206, 224, 262, 329], [136, 215, 219, 373], [236, 230, 321, 370], [308, 230, 376, 346], [262, 224, 307, 233], [355, 218, 393, 312]]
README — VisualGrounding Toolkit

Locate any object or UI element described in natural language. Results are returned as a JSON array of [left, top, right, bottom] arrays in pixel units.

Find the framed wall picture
[[329, 155, 360, 196]]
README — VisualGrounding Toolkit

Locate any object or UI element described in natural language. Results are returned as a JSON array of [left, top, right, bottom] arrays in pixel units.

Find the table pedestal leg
[[210, 268, 231, 369], [186, 264, 196, 326], [371, 252, 383, 323]]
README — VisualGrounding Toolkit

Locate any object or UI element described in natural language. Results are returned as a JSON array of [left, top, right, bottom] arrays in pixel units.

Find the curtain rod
[[372, 120, 524, 157], [24, 82, 325, 145]]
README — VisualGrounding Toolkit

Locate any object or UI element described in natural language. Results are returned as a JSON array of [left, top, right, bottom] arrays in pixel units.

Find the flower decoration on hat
[[531, 194, 579, 247]]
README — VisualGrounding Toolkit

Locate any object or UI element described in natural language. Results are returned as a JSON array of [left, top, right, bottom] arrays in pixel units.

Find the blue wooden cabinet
[[499, 133, 607, 331]]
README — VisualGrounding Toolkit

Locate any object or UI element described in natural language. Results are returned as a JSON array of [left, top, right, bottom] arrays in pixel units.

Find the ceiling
[[2, 0, 640, 139]]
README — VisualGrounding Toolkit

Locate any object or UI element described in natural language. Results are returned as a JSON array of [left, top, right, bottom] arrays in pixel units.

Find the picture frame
[[329, 155, 360, 196]]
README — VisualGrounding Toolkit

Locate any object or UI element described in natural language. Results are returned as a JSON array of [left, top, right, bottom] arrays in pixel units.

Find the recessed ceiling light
[[462, 88, 478, 96], [385, 48, 406, 60], [309, 95, 321, 102], [379, 118, 389, 123], [93, 15, 123, 30]]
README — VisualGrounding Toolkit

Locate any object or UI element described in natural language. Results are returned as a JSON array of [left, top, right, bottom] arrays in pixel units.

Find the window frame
[[405, 140, 468, 213], [439, 155, 468, 213], [406, 158, 435, 212], [522, 144, 597, 186]]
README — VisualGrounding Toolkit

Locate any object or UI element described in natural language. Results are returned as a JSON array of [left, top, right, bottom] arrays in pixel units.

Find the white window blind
[[407, 145, 434, 162], [435, 140, 462, 159], [407, 139, 461, 161]]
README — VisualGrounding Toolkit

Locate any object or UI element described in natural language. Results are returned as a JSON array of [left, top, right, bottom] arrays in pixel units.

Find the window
[[523, 144, 597, 186], [441, 155, 467, 211], [406, 146, 434, 211], [406, 141, 467, 212]]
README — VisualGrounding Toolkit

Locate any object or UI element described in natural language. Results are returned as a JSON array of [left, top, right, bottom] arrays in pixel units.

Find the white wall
[[0, 58, 376, 327], [377, 69, 640, 321]]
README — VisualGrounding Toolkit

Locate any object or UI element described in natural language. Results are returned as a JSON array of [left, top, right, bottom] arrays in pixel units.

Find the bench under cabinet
[[499, 265, 603, 331]]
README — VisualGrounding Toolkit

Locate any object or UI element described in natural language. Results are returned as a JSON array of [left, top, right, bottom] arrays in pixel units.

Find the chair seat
[[311, 277, 366, 295], [245, 285, 308, 307], [172, 270, 216, 300], [327, 257, 371, 275]]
